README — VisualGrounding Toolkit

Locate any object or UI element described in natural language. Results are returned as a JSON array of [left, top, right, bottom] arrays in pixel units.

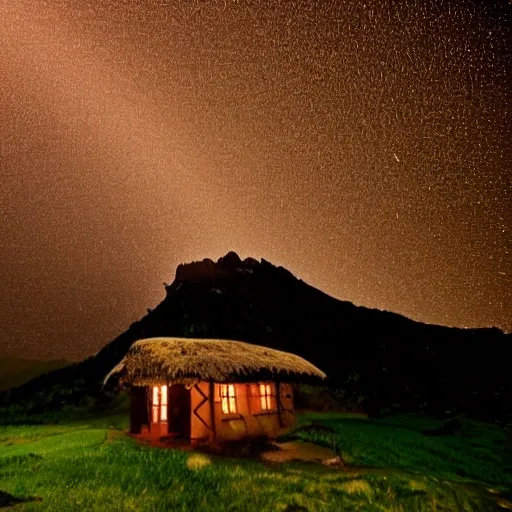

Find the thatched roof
[[104, 337, 327, 387]]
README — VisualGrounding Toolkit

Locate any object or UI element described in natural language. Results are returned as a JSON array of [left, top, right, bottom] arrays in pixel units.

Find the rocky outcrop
[[174, 252, 257, 283]]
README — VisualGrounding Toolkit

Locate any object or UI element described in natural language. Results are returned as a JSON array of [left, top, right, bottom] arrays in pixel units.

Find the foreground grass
[[293, 412, 512, 489], [0, 412, 510, 511]]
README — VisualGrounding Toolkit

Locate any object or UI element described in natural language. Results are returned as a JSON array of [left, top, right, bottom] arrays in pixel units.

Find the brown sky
[[0, 0, 510, 360]]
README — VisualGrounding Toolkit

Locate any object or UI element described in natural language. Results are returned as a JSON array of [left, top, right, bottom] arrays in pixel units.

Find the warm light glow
[[160, 385, 167, 422], [152, 386, 159, 423], [221, 384, 237, 414], [151, 385, 167, 423], [259, 383, 273, 411], [0, 0, 509, 365]]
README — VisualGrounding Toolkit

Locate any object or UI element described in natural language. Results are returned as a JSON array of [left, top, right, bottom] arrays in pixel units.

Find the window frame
[[220, 383, 238, 415], [258, 382, 275, 412], [151, 385, 168, 423]]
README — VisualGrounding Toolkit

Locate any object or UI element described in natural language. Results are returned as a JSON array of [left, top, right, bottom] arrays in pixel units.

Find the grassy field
[[0, 410, 511, 511]]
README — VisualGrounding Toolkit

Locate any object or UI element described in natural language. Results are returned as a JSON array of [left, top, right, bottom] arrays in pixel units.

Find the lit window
[[259, 383, 273, 411], [152, 386, 159, 423], [220, 384, 237, 414], [160, 385, 167, 421], [152, 385, 168, 423]]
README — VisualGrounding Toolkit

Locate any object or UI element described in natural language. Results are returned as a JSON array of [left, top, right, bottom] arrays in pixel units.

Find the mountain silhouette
[[2, 252, 510, 421]]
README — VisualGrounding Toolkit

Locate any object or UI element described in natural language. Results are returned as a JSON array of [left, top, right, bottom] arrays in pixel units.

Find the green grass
[[292, 412, 512, 488], [0, 411, 510, 511]]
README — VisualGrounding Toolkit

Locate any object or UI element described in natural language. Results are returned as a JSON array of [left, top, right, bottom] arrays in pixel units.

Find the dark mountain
[[1, 252, 510, 421]]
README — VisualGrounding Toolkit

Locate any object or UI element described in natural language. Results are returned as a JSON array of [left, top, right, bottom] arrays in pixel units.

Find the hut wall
[[149, 421, 168, 439], [131, 381, 295, 442], [212, 382, 293, 441], [278, 383, 295, 429], [190, 381, 214, 442]]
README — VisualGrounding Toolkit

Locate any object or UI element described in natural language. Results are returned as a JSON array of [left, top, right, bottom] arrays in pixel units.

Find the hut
[[104, 337, 326, 444]]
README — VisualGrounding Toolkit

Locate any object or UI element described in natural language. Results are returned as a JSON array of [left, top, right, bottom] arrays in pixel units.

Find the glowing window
[[160, 385, 167, 421], [259, 383, 273, 411], [152, 385, 168, 423], [220, 384, 237, 414], [152, 386, 159, 423]]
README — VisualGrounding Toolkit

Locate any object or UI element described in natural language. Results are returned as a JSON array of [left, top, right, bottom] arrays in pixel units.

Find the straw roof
[[104, 337, 326, 387]]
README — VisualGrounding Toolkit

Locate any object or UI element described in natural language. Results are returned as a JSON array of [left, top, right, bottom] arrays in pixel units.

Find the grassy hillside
[[0, 357, 70, 391], [0, 411, 510, 511]]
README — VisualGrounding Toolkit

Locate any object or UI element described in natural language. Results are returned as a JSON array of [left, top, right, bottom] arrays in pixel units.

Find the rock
[[174, 253, 247, 282], [260, 441, 336, 463], [322, 456, 344, 467], [218, 251, 242, 267]]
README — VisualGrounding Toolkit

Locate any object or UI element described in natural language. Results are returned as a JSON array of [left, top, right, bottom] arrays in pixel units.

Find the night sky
[[0, 1, 510, 361]]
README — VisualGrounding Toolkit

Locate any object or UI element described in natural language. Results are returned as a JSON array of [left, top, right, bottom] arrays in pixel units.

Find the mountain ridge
[[1, 252, 510, 421]]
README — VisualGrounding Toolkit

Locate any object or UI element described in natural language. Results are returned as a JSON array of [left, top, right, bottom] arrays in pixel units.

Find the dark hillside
[[0, 357, 69, 391], [2, 252, 510, 422]]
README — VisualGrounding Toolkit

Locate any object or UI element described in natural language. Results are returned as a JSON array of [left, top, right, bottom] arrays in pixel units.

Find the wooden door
[[167, 384, 191, 439], [130, 386, 149, 434]]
